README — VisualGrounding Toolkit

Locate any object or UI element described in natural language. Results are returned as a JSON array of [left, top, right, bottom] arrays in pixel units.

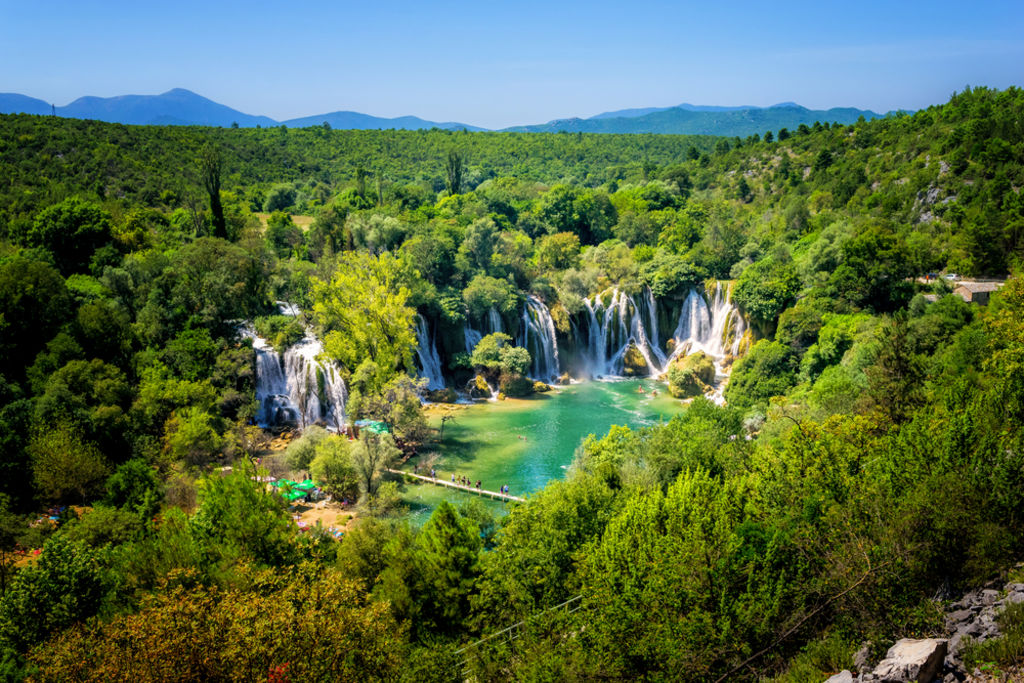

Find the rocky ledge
[[825, 579, 1024, 682]]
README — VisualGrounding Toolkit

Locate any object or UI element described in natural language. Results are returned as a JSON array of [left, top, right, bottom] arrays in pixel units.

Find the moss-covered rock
[[533, 381, 552, 393], [499, 373, 534, 397], [425, 388, 458, 403], [666, 351, 716, 399], [622, 344, 649, 376], [475, 374, 491, 393], [557, 372, 571, 385]]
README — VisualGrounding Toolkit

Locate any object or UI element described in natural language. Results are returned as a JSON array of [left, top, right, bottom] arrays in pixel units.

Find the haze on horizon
[[1, 0, 1022, 130]]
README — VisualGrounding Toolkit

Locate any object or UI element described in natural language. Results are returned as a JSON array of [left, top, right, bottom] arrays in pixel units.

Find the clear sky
[[1, 0, 1022, 129]]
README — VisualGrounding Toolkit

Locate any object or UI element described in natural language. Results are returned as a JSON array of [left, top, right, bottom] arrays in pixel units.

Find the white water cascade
[[414, 315, 446, 390], [244, 315, 348, 430], [572, 283, 745, 381], [517, 295, 560, 381], [579, 288, 665, 377], [463, 307, 504, 354], [666, 282, 746, 363]]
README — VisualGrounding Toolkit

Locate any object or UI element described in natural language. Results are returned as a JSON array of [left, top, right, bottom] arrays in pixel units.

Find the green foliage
[[29, 423, 109, 504], [963, 602, 1024, 672], [191, 469, 296, 566], [666, 351, 716, 398], [24, 197, 112, 275], [724, 340, 799, 409], [102, 459, 163, 519], [463, 274, 520, 318], [313, 251, 417, 381], [734, 257, 802, 326], [639, 249, 705, 298], [0, 535, 108, 653], [309, 435, 358, 499]]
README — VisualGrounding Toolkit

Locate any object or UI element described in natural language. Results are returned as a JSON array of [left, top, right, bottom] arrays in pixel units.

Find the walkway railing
[[386, 469, 524, 503]]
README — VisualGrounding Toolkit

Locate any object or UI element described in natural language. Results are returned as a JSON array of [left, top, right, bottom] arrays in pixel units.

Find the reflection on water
[[400, 379, 682, 524]]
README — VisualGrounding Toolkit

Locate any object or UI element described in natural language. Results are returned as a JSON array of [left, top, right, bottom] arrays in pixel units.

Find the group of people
[[450, 474, 482, 489]]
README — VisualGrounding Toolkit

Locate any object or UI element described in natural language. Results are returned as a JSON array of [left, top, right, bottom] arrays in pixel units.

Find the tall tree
[[445, 150, 464, 196], [199, 145, 226, 239]]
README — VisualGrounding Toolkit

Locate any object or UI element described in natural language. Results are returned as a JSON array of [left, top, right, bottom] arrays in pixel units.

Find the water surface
[[400, 379, 682, 523]]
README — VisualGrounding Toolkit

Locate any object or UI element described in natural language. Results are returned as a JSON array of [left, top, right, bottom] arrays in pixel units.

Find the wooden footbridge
[[386, 469, 524, 503]]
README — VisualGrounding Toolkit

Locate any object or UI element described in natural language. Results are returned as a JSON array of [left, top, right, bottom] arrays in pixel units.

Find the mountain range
[[0, 88, 891, 136]]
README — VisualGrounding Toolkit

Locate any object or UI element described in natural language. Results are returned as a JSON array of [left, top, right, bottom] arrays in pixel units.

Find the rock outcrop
[[827, 578, 1024, 683]]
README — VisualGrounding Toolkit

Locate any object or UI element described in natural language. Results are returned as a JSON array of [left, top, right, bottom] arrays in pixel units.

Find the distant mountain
[[0, 88, 892, 136], [282, 111, 485, 131], [508, 103, 888, 136], [55, 88, 278, 127], [0, 93, 52, 116]]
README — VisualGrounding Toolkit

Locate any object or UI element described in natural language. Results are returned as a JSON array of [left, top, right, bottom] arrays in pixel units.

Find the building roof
[[954, 281, 1004, 293]]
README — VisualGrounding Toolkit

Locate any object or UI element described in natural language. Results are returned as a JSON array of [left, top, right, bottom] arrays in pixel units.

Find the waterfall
[[463, 307, 502, 355], [463, 326, 483, 354], [577, 288, 664, 377], [243, 318, 348, 431], [487, 308, 503, 335], [569, 283, 745, 382], [666, 281, 744, 363], [517, 295, 560, 381], [414, 315, 445, 390]]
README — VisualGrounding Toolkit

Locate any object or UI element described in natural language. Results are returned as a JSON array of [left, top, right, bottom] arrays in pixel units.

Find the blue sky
[[1, 0, 1022, 128]]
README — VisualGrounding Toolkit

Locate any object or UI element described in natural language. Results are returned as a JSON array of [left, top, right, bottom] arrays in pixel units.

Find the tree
[[0, 255, 72, 381], [102, 459, 163, 519], [191, 469, 296, 566], [352, 432, 399, 501], [445, 150, 465, 196], [26, 197, 112, 275], [0, 536, 108, 653], [312, 252, 418, 383], [29, 423, 109, 504], [199, 145, 226, 239], [163, 407, 224, 467], [733, 258, 802, 328], [309, 437, 359, 499], [723, 340, 799, 409], [865, 313, 925, 424]]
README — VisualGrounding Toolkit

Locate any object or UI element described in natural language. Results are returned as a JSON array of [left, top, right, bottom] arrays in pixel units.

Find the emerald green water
[[400, 379, 682, 523]]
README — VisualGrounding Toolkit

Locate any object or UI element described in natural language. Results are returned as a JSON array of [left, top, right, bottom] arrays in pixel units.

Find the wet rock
[[870, 638, 947, 683]]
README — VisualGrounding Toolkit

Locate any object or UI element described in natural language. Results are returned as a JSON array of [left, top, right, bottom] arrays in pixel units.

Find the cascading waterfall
[[579, 288, 664, 377], [570, 283, 744, 382], [463, 306, 503, 355], [243, 316, 348, 430], [517, 295, 560, 381], [463, 326, 483, 354], [666, 281, 745, 362], [414, 315, 445, 390]]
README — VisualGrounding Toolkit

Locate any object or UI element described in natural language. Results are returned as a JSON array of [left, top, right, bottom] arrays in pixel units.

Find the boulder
[[666, 351, 716, 398], [622, 344, 648, 376], [870, 638, 947, 683], [532, 381, 552, 393], [556, 372, 571, 385], [425, 388, 458, 403], [499, 373, 534, 398], [825, 671, 856, 683]]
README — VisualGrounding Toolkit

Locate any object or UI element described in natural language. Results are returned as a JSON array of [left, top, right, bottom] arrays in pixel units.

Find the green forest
[[1, 85, 1024, 681]]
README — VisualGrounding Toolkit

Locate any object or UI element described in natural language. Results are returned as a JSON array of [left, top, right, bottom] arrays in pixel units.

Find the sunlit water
[[399, 379, 683, 524]]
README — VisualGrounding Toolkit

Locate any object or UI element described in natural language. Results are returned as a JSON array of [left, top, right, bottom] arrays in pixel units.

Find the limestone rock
[[621, 344, 648, 376], [825, 671, 856, 683], [854, 641, 874, 674], [870, 638, 947, 683]]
